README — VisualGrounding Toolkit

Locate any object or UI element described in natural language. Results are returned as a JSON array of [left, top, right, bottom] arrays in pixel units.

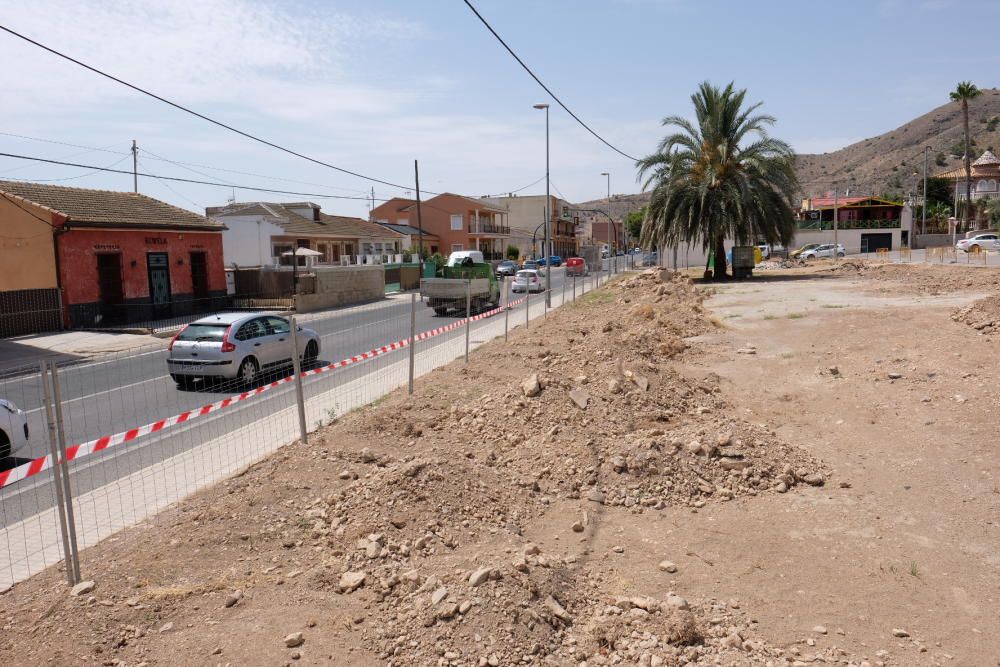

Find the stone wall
[[296, 265, 385, 313]]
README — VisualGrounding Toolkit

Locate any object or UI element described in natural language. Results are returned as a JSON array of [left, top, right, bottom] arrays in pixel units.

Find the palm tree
[[950, 81, 981, 228], [638, 82, 797, 280], [927, 201, 952, 232]]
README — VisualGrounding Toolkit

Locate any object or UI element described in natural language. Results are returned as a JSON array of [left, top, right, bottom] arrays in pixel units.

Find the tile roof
[[375, 222, 440, 240], [0, 180, 224, 231], [206, 201, 402, 239]]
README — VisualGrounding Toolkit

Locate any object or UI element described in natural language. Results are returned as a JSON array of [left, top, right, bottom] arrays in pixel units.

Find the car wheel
[[171, 373, 193, 389], [0, 431, 10, 459], [433, 307, 448, 316], [237, 357, 259, 386], [303, 340, 319, 366], [837, 252, 845, 257]]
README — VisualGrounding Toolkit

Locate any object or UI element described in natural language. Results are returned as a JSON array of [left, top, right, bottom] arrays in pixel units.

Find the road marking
[[24, 375, 166, 414]]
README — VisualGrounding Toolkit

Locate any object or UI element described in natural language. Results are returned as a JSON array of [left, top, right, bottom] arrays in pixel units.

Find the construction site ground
[[1, 260, 998, 666]]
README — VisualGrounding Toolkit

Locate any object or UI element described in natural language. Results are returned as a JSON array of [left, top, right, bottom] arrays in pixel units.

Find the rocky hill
[[796, 87, 1000, 198], [577, 88, 1000, 208]]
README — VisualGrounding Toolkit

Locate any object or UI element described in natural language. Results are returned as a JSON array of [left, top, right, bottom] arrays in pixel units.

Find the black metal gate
[[147, 252, 172, 319]]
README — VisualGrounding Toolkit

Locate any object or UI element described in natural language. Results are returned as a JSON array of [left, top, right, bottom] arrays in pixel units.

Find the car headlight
[[0, 400, 19, 414]]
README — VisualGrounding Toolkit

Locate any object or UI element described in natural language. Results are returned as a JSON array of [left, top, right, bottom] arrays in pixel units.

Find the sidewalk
[[0, 331, 167, 375]]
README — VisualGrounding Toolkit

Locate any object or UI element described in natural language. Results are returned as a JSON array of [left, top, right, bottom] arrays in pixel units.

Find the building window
[[398, 218, 408, 227], [450, 214, 463, 231], [316, 242, 329, 263], [273, 244, 293, 265], [451, 243, 464, 252]]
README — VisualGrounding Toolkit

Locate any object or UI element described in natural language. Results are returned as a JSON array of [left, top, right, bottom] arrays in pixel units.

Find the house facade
[[938, 150, 1000, 204], [797, 196, 908, 252], [206, 201, 403, 267], [0, 181, 228, 330], [0, 187, 61, 336], [486, 194, 578, 259], [371, 193, 510, 259]]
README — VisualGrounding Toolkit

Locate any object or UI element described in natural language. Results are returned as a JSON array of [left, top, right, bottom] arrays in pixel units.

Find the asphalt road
[[0, 264, 619, 527]]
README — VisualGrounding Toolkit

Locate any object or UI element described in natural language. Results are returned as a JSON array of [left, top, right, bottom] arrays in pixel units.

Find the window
[[450, 214, 463, 231], [451, 243, 464, 252], [316, 243, 329, 263], [273, 244, 293, 264], [235, 319, 266, 341], [264, 316, 290, 335], [398, 218, 408, 227]]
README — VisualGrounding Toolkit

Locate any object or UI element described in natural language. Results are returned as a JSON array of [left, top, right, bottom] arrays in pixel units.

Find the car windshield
[[516, 270, 535, 278], [500, 261, 515, 267], [178, 323, 229, 342]]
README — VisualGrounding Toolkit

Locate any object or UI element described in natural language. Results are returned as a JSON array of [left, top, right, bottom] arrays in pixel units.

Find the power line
[[0, 24, 416, 192], [18, 154, 132, 182], [0, 191, 58, 229], [137, 158, 203, 208], [0, 153, 389, 201], [461, 0, 639, 162]]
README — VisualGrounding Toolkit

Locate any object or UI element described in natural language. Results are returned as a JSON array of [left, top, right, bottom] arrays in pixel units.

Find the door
[[263, 316, 294, 365], [189, 251, 209, 305], [860, 233, 892, 253], [96, 253, 125, 323], [147, 252, 172, 319]]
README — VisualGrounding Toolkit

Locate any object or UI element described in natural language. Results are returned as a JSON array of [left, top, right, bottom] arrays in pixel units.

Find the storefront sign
[[93, 243, 120, 251], [145, 237, 168, 245]]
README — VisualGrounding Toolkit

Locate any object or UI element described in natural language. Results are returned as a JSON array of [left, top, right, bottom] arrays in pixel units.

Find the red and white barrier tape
[[0, 295, 530, 490]]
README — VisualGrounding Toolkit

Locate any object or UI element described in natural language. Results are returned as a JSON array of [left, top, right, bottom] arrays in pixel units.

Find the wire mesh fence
[[0, 262, 627, 589]]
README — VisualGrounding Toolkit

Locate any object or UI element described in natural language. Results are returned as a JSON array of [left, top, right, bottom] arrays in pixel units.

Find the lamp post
[[922, 145, 929, 237], [600, 172, 612, 273], [534, 103, 552, 306]]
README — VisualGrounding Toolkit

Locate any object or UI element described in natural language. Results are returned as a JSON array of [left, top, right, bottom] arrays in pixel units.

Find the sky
[[0, 0, 998, 218]]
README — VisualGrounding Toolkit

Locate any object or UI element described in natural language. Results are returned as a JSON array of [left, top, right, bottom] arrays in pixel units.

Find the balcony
[[797, 218, 900, 231], [468, 221, 510, 236]]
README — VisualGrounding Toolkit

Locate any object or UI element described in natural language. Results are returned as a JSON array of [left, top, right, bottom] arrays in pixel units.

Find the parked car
[[512, 269, 544, 293], [495, 260, 518, 278], [956, 233, 1000, 253], [0, 398, 29, 459], [166, 313, 321, 388], [521, 259, 545, 275], [800, 243, 846, 260], [565, 257, 587, 276], [790, 243, 821, 259]]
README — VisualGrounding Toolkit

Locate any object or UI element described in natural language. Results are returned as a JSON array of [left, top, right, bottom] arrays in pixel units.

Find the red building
[[0, 181, 227, 328]]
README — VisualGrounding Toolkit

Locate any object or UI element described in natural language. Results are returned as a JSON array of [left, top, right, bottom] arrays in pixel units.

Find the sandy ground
[[1, 263, 999, 666]]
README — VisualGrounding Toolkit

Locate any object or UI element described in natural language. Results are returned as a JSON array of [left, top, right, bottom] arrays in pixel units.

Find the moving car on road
[[536, 256, 562, 267], [166, 313, 321, 388], [521, 259, 544, 275], [800, 243, 846, 260], [495, 260, 518, 278], [565, 257, 587, 276], [0, 398, 29, 459], [956, 233, 1000, 253], [512, 269, 544, 293]]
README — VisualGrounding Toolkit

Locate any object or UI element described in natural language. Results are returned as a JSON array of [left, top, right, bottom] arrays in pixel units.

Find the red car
[[565, 257, 587, 276]]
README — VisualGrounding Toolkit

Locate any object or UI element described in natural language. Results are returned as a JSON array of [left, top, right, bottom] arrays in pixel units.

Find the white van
[[446, 250, 485, 267]]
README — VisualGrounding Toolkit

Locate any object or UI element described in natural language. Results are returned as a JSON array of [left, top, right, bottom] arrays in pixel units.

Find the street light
[[600, 172, 612, 273], [534, 103, 552, 305]]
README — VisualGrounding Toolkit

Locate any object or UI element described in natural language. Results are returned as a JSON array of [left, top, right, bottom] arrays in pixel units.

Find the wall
[[296, 265, 385, 313], [0, 195, 58, 291], [491, 195, 576, 258], [58, 228, 227, 326], [791, 228, 901, 254], [372, 194, 506, 255], [217, 214, 286, 266]]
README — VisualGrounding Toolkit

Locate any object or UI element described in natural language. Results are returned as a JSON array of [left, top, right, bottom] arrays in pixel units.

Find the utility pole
[[131, 140, 138, 193], [922, 146, 929, 236], [601, 172, 612, 272], [534, 103, 552, 306], [833, 186, 839, 261], [414, 160, 425, 261]]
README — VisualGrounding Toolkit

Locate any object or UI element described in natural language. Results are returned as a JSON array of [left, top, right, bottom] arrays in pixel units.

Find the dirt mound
[[952, 293, 1000, 334], [831, 260, 1000, 293], [0, 269, 836, 666]]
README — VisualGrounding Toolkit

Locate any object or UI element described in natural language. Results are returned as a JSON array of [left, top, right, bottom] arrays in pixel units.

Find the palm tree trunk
[[713, 235, 727, 281], [964, 99, 972, 228]]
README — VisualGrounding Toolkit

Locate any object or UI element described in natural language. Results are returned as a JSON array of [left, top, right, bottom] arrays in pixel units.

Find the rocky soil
[[831, 259, 1000, 294], [0, 269, 848, 666], [951, 293, 1000, 335]]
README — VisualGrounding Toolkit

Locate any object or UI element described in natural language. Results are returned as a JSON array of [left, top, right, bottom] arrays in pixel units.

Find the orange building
[[371, 193, 510, 259]]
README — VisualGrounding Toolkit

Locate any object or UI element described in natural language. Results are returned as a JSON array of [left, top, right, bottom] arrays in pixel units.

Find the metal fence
[[0, 261, 628, 589]]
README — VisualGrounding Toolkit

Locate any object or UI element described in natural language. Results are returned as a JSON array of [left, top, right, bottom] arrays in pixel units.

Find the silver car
[[166, 312, 321, 388], [512, 269, 544, 293], [0, 398, 29, 459]]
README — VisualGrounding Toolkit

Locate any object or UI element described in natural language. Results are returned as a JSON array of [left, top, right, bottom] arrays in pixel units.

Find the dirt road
[[679, 272, 1000, 664]]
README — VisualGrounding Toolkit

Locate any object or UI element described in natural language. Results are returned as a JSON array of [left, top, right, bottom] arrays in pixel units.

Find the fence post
[[525, 286, 530, 329], [573, 275, 577, 301], [562, 273, 567, 305], [40, 361, 77, 586], [408, 293, 417, 394], [465, 280, 471, 363], [49, 362, 80, 583], [288, 308, 308, 445], [504, 277, 510, 342]]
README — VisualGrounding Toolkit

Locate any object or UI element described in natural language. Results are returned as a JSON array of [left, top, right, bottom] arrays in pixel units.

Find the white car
[[0, 399, 30, 459], [512, 269, 544, 293], [800, 243, 846, 260], [756, 244, 771, 259], [956, 233, 1000, 253]]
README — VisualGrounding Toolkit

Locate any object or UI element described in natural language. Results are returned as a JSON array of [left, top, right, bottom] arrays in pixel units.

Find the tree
[[984, 199, 1000, 227], [927, 201, 952, 232], [918, 176, 954, 208], [935, 152, 947, 167], [505, 244, 520, 260], [950, 81, 982, 227], [637, 81, 797, 280], [624, 207, 646, 242]]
